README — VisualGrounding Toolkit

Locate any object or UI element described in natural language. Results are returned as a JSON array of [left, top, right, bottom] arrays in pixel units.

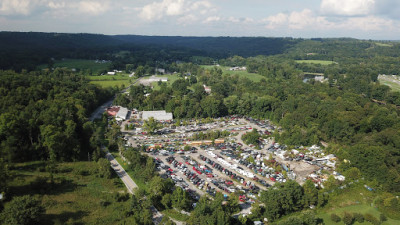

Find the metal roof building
[[142, 110, 173, 121], [116, 107, 129, 121]]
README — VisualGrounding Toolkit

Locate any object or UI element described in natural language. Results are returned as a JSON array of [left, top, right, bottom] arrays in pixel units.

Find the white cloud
[[204, 16, 220, 23], [263, 8, 398, 33], [79, 1, 109, 15], [0, 0, 36, 15], [320, 0, 375, 16], [48, 1, 65, 9], [338, 16, 395, 31], [264, 9, 333, 30], [138, 0, 214, 22], [264, 13, 287, 29]]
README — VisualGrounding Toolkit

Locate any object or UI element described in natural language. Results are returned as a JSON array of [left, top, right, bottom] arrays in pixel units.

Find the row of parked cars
[[199, 154, 261, 195], [154, 157, 200, 200]]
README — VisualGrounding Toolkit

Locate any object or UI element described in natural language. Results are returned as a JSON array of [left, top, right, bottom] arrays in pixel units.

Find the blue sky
[[0, 0, 399, 39]]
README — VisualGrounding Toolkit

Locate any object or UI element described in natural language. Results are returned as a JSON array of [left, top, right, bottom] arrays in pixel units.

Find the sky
[[0, 0, 399, 39]]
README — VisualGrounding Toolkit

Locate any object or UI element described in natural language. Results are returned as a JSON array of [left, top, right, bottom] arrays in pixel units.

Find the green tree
[[331, 213, 341, 223], [344, 167, 361, 181], [303, 179, 318, 207], [97, 158, 113, 179], [143, 117, 162, 134], [0, 195, 45, 225], [172, 187, 191, 210], [135, 65, 145, 77]]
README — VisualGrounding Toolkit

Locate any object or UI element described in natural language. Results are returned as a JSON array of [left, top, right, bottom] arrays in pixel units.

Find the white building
[[141, 110, 173, 121], [107, 71, 116, 75], [116, 107, 129, 121], [147, 75, 168, 82]]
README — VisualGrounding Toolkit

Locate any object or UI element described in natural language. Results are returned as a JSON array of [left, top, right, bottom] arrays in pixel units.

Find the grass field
[[375, 42, 393, 47], [7, 161, 132, 225], [201, 65, 266, 82], [380, 80, 400, 92], [89, 74, 134, 88], [296, 60, 336, 65], [43, 59, 112, 74]]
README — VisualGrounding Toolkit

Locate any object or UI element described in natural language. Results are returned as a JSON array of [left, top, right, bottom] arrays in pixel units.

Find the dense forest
[[0, 69, 114, 162]]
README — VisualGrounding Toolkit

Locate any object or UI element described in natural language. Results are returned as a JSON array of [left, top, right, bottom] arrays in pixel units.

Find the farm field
[[295, 60, 336, 65], [7, 161, 131, 225], [41, 59, 112, 74], [201, 65, 266, 82]]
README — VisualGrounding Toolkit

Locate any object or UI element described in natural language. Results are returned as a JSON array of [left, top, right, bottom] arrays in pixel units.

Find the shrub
[[331, 213, 341, 223], [365, 213, 380, 225], [343, 212, 354, 225], [353, 213, 364, 223], [380, 213, 387, 222]]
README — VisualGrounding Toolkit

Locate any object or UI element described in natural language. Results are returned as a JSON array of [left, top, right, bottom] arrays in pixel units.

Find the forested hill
[[0, 32, 298, 71], [113, 35, 299, 57], [1, 31, 399, 72]]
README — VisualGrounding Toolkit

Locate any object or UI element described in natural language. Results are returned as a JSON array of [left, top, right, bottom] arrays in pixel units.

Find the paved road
[[89, 77, 142, 121], [90, 99, 114, 121], [105, 152, 137, 194]]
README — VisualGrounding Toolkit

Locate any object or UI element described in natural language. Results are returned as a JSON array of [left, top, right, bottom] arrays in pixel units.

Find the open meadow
[[7, 161, 132, 225], [295, 60, 336, 65], [315, 183, 400, 225], [89, 74, 134, 88]]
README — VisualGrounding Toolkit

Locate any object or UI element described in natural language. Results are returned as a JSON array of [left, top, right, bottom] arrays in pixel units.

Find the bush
[[380, 213, 387, 222], [343, 212, 354, 225], [331, 213, 341, 223], [353, 213, 364, 223], [0, 195, 45, 225], [365, 213, 380, 225]]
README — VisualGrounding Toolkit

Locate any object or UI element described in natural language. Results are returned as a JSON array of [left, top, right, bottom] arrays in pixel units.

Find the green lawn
[[201, 65, 266, 82], [7, 161, 132, 225], [296, 60, 336, 65], [40, 59, 112, 74], [90, 80, 131, 88], [378, 79, 400, 92], [89, 74, 134, 88]]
